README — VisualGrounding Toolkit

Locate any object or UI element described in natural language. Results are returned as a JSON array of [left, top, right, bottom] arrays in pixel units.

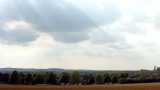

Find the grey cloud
[[0, 0, 121, 43], [108, 43, 133, 50], [89, 29, 133, 50], [19, 0, 97, 32], [1, 0, 97, 31], [52, 32, 89, 43], [0, 29, 38, 44], [90, 33, 117, 44], [90, 30, 126, 44]]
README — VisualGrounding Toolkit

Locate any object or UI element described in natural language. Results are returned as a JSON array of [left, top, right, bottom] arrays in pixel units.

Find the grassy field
[[0, 83, 160, 90]]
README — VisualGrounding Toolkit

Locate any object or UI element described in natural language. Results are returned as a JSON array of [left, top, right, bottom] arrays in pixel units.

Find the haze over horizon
[[0, 0, 160, 70]]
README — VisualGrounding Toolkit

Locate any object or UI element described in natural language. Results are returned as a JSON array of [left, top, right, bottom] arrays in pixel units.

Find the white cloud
[[3, 20, 31, 31]]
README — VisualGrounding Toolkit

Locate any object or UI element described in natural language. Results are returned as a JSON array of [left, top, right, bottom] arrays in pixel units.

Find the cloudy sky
[[0, 0, 160, 70]]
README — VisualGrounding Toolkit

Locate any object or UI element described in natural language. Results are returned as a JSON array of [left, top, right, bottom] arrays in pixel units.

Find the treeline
[[0, 69, 160, 85]]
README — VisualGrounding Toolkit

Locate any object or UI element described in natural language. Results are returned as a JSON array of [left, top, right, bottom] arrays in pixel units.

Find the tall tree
[[103, 73, 111, 84], [60, 72, 70, 84], [10, 71, 20, 84], [95, 74, 103, 84], [111, 73, 119, 84], [25, 73, 33, 85], [80, 74, 89, 85], [71, 71, 80, 84], [88, 74, 95, 85], [35, 74, 45, 84], [46, 72, 58, 85], [19, 72, 25, 84]]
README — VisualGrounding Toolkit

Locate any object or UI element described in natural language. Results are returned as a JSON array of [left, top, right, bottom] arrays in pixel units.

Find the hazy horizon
[[0, 67, 154, 71], [0, 0, 160, 70]]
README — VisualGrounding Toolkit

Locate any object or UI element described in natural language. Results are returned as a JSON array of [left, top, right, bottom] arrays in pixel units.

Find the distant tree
[[45, 72, 49, 78], [25, 73, 33, 85], [10, 71, 20, 84], [88, 74, 95, 85], [125, 73, 129, 78], [118, 78, 126, 84], [80, 74, 89, 85], [103, 73, 111, 84], [33, 73, 37, 78], [111, 73, 119, 84], [0, 72, 2, 79], [95, 74, 103, 84], [19, 72, 25, 84], [71, 71, 80, 84], [35, 74, 45, 84], [138, 74, 146, 82], [46, 72, 58, 85], [119, 73, 128, 79], [0, 73, 9, 83], [156, 67, 160, 73], [60, 72, 70, 84], [31, 73, 37, 85]]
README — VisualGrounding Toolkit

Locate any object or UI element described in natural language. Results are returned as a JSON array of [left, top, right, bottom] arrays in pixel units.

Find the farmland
[[0, 83, 160, 90]]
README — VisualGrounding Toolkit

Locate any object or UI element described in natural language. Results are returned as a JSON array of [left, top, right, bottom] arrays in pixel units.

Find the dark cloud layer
[[0, 0, 121, 43]]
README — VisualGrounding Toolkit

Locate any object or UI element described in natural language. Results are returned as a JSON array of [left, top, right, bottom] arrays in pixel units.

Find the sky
[[0, 0, 160, 70]]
